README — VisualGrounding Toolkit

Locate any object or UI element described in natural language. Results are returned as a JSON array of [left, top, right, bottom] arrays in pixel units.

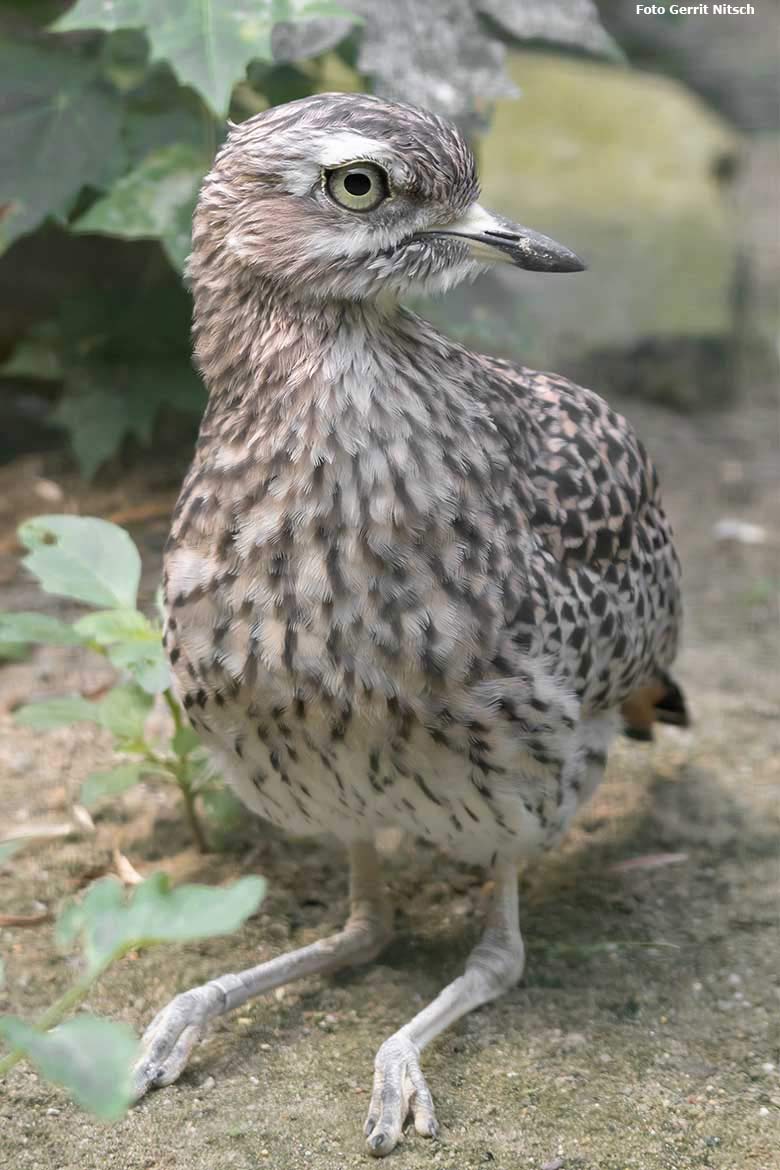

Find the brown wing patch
[[622, 671, 690, 741]]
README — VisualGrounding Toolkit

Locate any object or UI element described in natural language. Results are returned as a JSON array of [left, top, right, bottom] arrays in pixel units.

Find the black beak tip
[[534, 245, 587, 274], [517, 230, 587, 274], [561, 249, 587, 273], [562, 249, 587, 273]]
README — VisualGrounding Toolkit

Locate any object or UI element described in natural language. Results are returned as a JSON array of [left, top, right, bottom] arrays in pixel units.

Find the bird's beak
[[421, 203, 586, 273]]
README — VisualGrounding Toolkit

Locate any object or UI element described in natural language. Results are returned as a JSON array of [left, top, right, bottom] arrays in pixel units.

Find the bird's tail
[[621, 670, 690, 742]]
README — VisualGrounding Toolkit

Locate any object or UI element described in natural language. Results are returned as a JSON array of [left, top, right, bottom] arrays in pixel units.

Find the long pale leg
[[364, 861, 524, 1157], [133, 841, 391, 1099]]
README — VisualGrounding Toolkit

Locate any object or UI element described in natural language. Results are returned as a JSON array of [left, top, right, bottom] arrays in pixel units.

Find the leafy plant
[[0, 513, 229, 850], [0, 871, 265, 1117], [0, 0, 361, 474]]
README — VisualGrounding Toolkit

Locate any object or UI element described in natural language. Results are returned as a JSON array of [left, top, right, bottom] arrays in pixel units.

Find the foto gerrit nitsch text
[[635, 3, 755, 13]]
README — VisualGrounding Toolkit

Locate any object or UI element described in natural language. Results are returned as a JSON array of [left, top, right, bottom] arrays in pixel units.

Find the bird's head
[[193, 92, 584, 302]]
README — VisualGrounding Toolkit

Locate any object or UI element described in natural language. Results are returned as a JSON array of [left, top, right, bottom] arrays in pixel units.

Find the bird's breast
[[163, 428, 516, 712]]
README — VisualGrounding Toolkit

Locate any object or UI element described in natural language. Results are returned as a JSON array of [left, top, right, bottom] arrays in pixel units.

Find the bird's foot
[[364, 1032, 438, 1157], [133, 983, 223, 1099]]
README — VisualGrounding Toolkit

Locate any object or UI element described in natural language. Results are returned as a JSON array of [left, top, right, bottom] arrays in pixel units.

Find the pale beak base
[[419, 203, 586, 274]]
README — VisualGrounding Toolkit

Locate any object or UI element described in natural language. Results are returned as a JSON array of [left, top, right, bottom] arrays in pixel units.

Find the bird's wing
[[482, 360, 683, 717]]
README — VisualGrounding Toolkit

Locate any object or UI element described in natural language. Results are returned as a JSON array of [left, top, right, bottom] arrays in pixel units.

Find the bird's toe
[[132, 990, 212, 1100], [364, 1033, 438, 1157]]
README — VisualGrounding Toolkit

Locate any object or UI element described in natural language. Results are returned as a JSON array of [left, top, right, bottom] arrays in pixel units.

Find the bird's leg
[[133, 840, 391, 1099], [364, 861, 524, 1157]]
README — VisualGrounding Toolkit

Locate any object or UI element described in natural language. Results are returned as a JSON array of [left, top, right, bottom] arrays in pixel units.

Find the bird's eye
[[324, 162, 389, 212]]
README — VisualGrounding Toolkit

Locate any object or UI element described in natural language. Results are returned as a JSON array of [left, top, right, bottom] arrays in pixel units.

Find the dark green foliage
[[0, 37, 126, 246], [0, 0, 360, 475]]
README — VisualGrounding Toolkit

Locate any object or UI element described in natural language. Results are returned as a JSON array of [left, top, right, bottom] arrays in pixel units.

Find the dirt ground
[[0, 378, 778, 1170]]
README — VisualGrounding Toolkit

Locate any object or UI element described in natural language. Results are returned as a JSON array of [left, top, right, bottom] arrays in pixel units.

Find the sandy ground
[[0, 382, 778, 1170]]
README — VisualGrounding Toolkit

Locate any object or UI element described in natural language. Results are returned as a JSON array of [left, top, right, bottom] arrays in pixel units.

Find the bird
[[133, 91, 688, 1156]]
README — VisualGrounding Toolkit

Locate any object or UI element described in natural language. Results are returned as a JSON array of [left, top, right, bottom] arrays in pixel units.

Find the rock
[[597, 1, 780, 132], [419, 51, 744, 409], [560, 1030, 588, 1051], [713, 519, 768, 545], [274, 2, 617, 132]]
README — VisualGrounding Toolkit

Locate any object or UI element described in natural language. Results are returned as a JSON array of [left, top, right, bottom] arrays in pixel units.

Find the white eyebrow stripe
[[318, 131, 393, 167]]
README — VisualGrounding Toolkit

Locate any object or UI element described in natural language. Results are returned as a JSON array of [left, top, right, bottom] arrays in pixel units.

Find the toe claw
[[415, 1114, 439, 1139], [367, 1130, 395, 1156]]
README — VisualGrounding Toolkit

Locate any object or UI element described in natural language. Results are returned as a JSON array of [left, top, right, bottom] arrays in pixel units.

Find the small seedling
[[0, 872, 265, 1117], [0, 514, 237, 850]]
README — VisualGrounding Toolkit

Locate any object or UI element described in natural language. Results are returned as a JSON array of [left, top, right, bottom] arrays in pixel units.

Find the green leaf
[[96, 683, 153, 739], [172, 723, 200, 757], [107, 640, 170, 694], [80, 762, 151, 808], [55, 0, 276, 114], [0, 642, 30, 663], [200, 784, 245, 832], [0, 1015, 138, 1120], [0, 840, 25, 864], [74, 143, 207, 270], [0, 326, 63, 381], [18, 515, 142, 609], [295, 1, 362, 18], [0, 612, 82, 647], [50, 387, 134, 480], [56, 872, 266, 976], [74, 609, 156, 645], [52, 358, 203, 477], [0, 40, 125, 249], [14, 687, 152, 733], [123, 62, 220, 167], [15, 695, 99, 730]]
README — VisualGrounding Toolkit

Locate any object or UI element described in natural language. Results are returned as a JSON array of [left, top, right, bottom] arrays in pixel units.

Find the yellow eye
[[324, 162, 389, 212]]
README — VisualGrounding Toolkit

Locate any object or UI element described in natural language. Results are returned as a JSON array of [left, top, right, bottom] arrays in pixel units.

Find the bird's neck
[[189, 259, 490, 466]]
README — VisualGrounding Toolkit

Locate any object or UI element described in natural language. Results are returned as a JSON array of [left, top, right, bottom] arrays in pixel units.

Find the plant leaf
[[295, 1, 362, 18], [107, 640, 170, 694], [49, 387, 134, 480], [14, 695, 99, 730], [52, 358, 203, 477], [0, 325, 63, 381], [96, 683, 153, 740], [18, 515, 142, 609], [55, 0, 275, 114], [0, 642, 30, 663], [80, 762, 151, 808], [0, 840, 25, 864], [56, 872, 266, 976], [123, 63, 221, 168], [74, 143, 208, 270], [200, 785, 246, 832], [0, 612, 82, 647], [172, 724, 200, 757], [0, 1015, 138, 1120], [0, 39, 124, 249], [74, 609, 156, 645]]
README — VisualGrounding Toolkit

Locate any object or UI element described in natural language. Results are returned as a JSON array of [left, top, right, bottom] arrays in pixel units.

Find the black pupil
[[344, 171, 372, 197]]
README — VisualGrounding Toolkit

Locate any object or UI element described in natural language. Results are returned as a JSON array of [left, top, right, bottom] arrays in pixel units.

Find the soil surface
[[0, 381, 778, 1170]]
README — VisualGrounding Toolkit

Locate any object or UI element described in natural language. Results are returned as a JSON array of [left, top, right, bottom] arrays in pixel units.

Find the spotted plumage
[[138, 92, 686, 1155]]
